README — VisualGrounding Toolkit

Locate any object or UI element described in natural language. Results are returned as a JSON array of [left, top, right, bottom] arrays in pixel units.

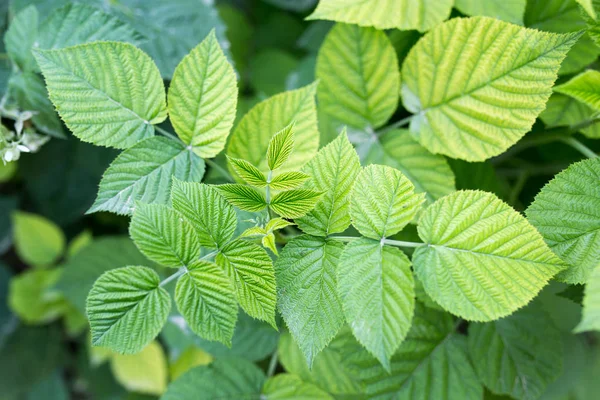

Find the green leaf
[[129, 203, 201, 268], [12, 211, 65, 267], [262, 374, 334, 400], [227, 83, 319, 178], [269, 171, 311, 191], [575, 265, 600, 332], [362, 129, 456, 205], [216, 239, 277, 327], [577, 0, 597, 18], [266, 217, 295, 232], [401, 17, 581, 161], [4, 5, 38, 72], [171, 180, 237, 250], [338, 238, 415, 370], [455, 0, 527, 24], [342, 304, 483, 400], [175, 260, 238, 345], [87, 266, 171, 354], [217, 184, 268, 212], [267, 122, 296, 171], [9, 268, 66, 324], [540, 93, 600, 139], [38, 3, 142, 50], [296, 131, 360, 236], [582, 0, 600, 47], [168, 30, 238, 158], [526, 158, 600, 284], [307, 0, 453, 32], [275, 235, 345, 366], [468, 303, 563, 400], [270, 189, 322, 219], [227, 157, 268, 187], [110, 340, 167, 396], [169, 347, 213, 381], [89, 137, 205, 215], [162, 358, 265, 400], [350, 165, 424, 240], [34, 42, 167, 149], [414, 190, 565, 321], [316, 23, 399, 129], [555, 70, 600, 111]]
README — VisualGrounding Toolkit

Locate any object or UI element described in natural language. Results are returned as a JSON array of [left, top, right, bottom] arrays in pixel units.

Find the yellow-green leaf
[[12, 211, 65, 267]]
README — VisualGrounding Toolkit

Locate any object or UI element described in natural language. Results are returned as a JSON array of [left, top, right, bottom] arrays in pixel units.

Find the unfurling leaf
[[217, 184, 268, 212]]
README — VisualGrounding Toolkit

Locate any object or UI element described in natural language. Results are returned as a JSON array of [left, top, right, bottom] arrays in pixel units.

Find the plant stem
[[155, 125, 180, 142], [160, 267, 187, 287], [201, 250, 218, 260], [267, 350, 278, 378], [377, 115, 414, 135], [560, 137, 598, 159], [206, 159, 234, 182], [333, 236, 424, 248], [508, 171, 529, 207]]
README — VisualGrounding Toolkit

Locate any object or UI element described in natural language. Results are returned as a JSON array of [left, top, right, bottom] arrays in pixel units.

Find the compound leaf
[[227, 157, 267, 188], [414, 190, 565, 321], [269, 171, 311, 191], [555, 70, 600, 111], [270, 189, 322, 219], [87, 266, 170, 354], [575, 265, 600, 332], [217, 184, 267, 212]]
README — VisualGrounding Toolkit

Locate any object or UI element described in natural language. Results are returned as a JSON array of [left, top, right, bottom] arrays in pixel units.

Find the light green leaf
[[12, 211, 65, 267], [262, 233, 278, 255], [227, 157, 267, 187], [342, 304, 483, 400], [240, 226, 267, 238], [168, 31, 238, 158], [275, 235, 345, 366], [129, 203, 201, 268], [267, 122, 295, 171], [162, 358, 265, 400], [414, 190, 565, 321], [307, 0, 453, 32], [171, 180, 237, 250], [175, 260, 238, 345], [269, 171, 311, 191], [362, 129, 456, 205], [217, 184, 268, 212], [455, 0, 527, 24], [169, 347, 213, 381], [4, 5, 38, 72], [266, 218, 294, 232], [270, 189, 322, 219], [38, 3, 142, 50], [316, 23, 399, 130], [87, 266, 170, 354], [582, 0, 600, 46], [577, 0, 597, 18], [469, 303, 563, 400], [338, 238, 415, 370], [555, 70, 600, 111], [401, 16, 581, 161], [216, 239, 277, 327], [540, 93, 600, 139], [9, 268, 66, 324], [262, 374, 334, 400], [350, 165, 424, 240], [575, 265, 600, 332], [297, 131, 360, 236], [34, 42, 167, 149], [526, 157, 600, 284], [89, 137, 205, 215], [227, 83, 319, 178], [67, 230, 92, 258], [110, 340, 167, 396]]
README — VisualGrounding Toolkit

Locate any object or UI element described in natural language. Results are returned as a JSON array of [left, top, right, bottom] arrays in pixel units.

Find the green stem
[[560, 137, 598, 159], [333, 236, 424, 248], [206, 159, 234, 182], [267, 350, 278, 378], [377, 115, 414, 135], [508, 171, 529, 207], [155, 125, 180, 142], [159, 267, 186, 287]]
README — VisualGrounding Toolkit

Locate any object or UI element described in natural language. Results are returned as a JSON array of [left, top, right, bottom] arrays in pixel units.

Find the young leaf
[[227, 157, 267, 187], [240, 226, 267, 238], [555, 70, 600, 111], [168, 31, 238, 157], [350, 165, 425, 240], [262, 233, 278, 254], [269, 171, 311, 191], [265, 218, 294, 232], [414, 190, 566, 321], [540, 93, 600, 139], [316, 23, 399, 129], [468, 304, 563, 400], [575, 265, 600, 332], [216, 239, 277, 327], [34, 42, 167, 149], [12, 211, 65, 267], [401, 17, 581, 161], [217, 184, 268, 212], [275, 236, 345, 366], [89, 137, 205, 216], [110, 340, 168, 396], [267, 123, 295, 171], [227, 83, 319, 177], [9, 268, 66, 324], [307, 0, 453, 32], [270, 189, 322, 219], [4, 5, 38, 72], [171, 180, 237, 250], [129, 203, 201, 268], [87, 266, 170, 354], [175, 260, 238, 345], [526, 157, 600, 284], [262, 374, 334, 400], [455, 0, 527, 25], [297, 131, 361, 236]]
